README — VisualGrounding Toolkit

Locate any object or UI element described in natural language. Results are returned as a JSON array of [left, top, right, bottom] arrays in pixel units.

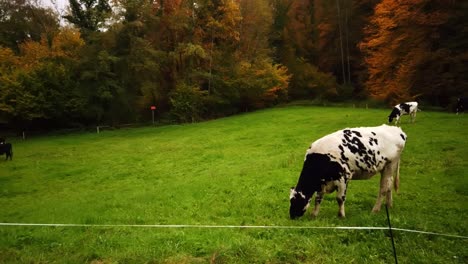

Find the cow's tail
[[393, 160, 400, 193]]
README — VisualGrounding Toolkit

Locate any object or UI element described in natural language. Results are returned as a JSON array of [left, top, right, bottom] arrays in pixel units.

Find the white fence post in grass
[[97, 126, 100, 134]]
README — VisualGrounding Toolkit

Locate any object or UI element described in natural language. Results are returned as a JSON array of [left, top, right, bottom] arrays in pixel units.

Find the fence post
[[97, 126, 100, 134]]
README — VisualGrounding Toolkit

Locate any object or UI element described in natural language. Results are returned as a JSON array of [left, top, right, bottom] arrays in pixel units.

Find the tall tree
[[0, 0, 59, 52], [238, 0, 273, 61], [0, 28, 86, 128], [63, 0, 112, 38], [359, 0, 463, 105], [271, 0, 340, 100]]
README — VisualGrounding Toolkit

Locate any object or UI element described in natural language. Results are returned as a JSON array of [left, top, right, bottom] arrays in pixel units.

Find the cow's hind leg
[[372, 164, 395, 212]]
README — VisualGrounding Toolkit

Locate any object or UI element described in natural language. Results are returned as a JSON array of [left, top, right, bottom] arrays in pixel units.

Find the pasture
[[0, 106, 467, 263]]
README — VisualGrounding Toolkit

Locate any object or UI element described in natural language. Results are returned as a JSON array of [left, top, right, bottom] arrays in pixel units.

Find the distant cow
[[456, 97, 467, 114], [0, 141, 13, 160], [388, 102, 418, 124], [289, 125, 406, 219]]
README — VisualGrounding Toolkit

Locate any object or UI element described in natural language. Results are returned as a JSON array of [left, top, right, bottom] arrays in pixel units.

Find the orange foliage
[[162, 0, 183, 15], [217, 0, 242, 42], [285, 0, 314, 54], [359, 0, 451, 104]]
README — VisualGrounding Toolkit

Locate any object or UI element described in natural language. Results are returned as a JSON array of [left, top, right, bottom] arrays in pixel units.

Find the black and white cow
[[0, 140, 13, 160], [388, 102, 418, 124], [456, 97, 467, 114], [289, 125, 406, 219]]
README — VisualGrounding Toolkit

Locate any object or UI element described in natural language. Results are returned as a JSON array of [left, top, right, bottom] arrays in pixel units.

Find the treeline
[[0, 0, 466, 130]]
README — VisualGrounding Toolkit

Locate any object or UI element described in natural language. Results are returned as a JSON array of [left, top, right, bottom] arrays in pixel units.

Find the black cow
[[289, 125, 406, 219], [0, 139, 13, 160], [456, 97, 468, 114]]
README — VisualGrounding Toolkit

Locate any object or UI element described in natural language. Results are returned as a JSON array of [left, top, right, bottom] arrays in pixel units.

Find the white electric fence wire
[[0, 222, 466, 239]]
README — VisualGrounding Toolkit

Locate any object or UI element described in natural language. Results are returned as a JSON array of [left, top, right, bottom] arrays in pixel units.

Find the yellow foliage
[[0, 47, 19, 70], [51, 28, 85, 58], [14, 28, 85, 72], [19, 37, 50, 69]]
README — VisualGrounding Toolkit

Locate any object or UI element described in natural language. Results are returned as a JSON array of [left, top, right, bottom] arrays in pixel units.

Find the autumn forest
[[0, 0, 466, 130]]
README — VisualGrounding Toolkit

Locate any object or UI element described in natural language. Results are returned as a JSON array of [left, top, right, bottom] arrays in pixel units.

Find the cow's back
[[307, 125, 406, 177]]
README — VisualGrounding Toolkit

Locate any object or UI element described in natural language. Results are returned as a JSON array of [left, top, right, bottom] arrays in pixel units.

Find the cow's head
[[388, 108, 400, 123], [289, 188, 310, 219]]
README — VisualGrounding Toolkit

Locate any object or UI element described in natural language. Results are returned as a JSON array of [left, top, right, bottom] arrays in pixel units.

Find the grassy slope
[[0, 106, 467, 263]]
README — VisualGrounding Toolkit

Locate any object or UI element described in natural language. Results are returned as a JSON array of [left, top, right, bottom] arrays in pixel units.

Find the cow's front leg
[[336, 179, 347, 218], [311, 192, 323, 217]]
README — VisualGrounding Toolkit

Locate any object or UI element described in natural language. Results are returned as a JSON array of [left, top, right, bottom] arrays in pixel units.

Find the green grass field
[[1, 106, 467, 263]]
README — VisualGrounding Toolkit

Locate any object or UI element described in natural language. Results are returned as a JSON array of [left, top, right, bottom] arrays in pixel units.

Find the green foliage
[[170, 82, 208, 123], [64, 0, 112, 36], [15, 62, 85, 122], [288, 58, 337, 100], [0, 47, 19, 117], [0, 30, 86, 128], [231, 59, 290, 110], [78, 50, 110, 120], [0, 107, 467, 263], [270, 0, 293, 61]]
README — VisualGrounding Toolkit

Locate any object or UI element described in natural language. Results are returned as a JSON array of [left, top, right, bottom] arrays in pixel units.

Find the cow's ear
[[289, 188, 296, 199]]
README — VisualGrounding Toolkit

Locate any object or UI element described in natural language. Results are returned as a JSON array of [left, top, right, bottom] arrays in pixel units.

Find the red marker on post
[[150, 105, 156, 125]]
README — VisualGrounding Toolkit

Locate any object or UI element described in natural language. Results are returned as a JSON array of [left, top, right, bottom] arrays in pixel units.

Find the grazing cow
[[0, 141, 13, 160], [456, 97, 467, 114], [289, 125, 406, 219], [388, 102, 418, 124]]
